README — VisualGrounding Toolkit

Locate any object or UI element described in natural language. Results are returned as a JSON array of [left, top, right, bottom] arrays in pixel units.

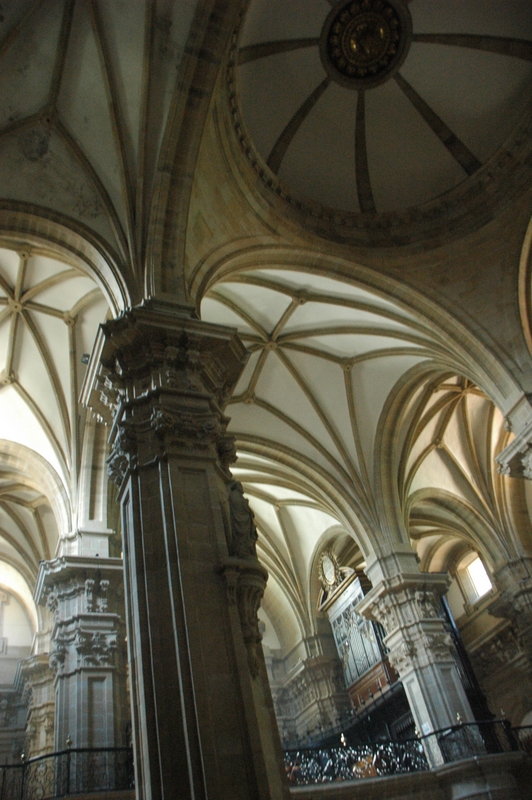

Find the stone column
[[491, 557, 532, 676], [357, 555, 474, 766], [34, 555, 128, 751], [83, 302, 289, 800]]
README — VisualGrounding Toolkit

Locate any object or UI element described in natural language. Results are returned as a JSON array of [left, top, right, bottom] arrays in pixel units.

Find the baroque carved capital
[[49, 637, 68, 675], [150, 405, 222, 448], [83, 305, 248, 421], [470, 624, 522, 682], [81, 307, 248, 486], [75, 630, 118, 668], [356, 572, 453, 676]]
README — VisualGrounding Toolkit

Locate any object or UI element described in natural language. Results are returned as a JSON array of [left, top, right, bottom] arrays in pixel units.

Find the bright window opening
[[466, 557, 492, 600]]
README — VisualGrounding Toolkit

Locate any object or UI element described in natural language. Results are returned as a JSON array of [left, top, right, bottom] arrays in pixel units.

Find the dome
[[232, 0, 532, 242]]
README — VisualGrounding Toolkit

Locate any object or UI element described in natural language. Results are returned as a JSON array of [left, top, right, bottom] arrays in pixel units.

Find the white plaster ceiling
[[202, 272, 525, 647], [0, 461, 57, 588], [233, 449, 357, 654], [0, 244, 107, 580], [236, 0, 532, 213]]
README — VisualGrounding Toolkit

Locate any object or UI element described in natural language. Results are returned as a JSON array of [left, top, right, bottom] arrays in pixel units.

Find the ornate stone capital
[[356, 572, 453, 676], [470, 625, 521, 682], [35, 556, 124, 613], [75, 630, 118, 668], [81, 302, 248, 487]]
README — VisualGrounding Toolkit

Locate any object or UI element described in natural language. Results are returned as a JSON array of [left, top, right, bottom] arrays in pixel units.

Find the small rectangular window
[[466, 557, 492, 600]]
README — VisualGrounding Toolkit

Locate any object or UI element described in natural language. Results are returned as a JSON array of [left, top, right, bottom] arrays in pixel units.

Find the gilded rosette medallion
[[320, 0, 412, 89]]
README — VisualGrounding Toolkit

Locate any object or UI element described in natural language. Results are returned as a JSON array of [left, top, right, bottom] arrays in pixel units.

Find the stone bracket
[[221, 557, 268, 678]]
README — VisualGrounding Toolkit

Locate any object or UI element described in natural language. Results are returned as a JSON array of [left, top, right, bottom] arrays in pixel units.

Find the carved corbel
[[221, 558, 268, 678]]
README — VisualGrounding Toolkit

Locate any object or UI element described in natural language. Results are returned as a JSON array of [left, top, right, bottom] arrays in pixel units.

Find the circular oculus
[[321, 554, 337, 585]]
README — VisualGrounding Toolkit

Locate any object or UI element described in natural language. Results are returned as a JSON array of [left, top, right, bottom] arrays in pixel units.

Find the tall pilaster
[[83, 302, 289, 800], [35, 556, 128, 751], [357, 555, 474, 765]]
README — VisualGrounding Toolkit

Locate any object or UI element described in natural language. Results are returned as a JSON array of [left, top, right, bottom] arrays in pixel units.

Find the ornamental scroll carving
[[87, 311, 248, 488], [469, 625, 521, 681], [75, 631, 117, 667], [85, 575, 109, 613], [414, 589, 440, 620], [358, 576, 453, 676], [219, 443, 265, 677], [150, 406, 221, 448], [49, 637, 68, 675], [107, 420, 135, 485], [222, 560, 268, 679]]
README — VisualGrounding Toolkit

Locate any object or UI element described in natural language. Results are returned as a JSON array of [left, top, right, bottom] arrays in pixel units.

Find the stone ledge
[[61, 793, 134, 800]]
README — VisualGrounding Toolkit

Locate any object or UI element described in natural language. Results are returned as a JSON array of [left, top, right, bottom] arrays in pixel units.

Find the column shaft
[[85, 304, 288, 800]]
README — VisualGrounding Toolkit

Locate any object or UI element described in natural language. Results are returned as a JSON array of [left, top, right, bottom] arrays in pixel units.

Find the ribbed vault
[[0, 242, 108, 613], [0, 244, 108, 491], [391, 373, 529, 574], [202, 267, 510, 555], [233, 449, 363, 654]]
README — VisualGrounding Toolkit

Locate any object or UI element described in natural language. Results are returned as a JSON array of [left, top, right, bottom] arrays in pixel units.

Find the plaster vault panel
[[0, 245, 108, 585]]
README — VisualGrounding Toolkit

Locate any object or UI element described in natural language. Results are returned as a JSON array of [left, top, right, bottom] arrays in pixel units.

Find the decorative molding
[[496, 395, 532, 478], [226, 10, 532, 249], [75, 631, 117, 668], [150, 406, 222, 448], [228, 480, 259, 559], [49, 636, 68, 675], [270, 655, 349, 743], [320, 0, 412, 90]]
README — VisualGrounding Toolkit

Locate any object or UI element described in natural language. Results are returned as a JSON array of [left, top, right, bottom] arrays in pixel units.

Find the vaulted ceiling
[[202, 268, 528, 655], [0, 244, 107, 591], [0, 0, 235, 303], [0, 0, 530, 659]]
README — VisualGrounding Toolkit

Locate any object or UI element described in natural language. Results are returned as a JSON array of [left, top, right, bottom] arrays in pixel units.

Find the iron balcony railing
[[0, 747, 134, 799], [284, 720, 532, 785], [0, 722, 529, 795]]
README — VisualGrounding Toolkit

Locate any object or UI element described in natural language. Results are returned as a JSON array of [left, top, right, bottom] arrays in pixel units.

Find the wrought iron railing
[[0, 747, 134, 799], [0, 724, 530, 794], [434, 719, 524, 762], [284, 721, 532, 785], [284, 739, 428, 784]]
